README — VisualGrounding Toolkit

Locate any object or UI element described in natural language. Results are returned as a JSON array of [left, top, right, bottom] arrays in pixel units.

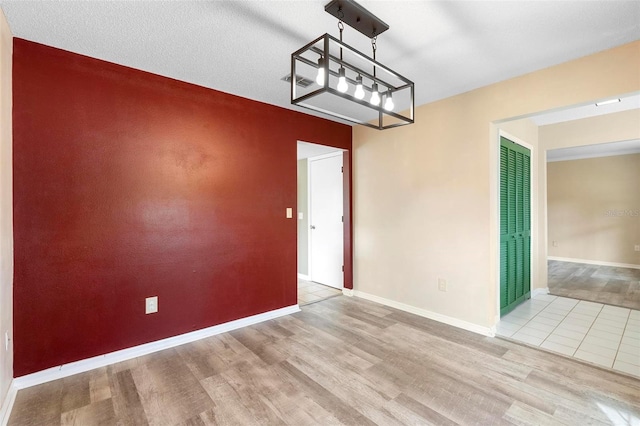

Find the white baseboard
[[342, 288, 354, 297], [297, 273, 310, 280], [0, 380, 16, 426], [13, 304, 300, 390], [352, 291, 494, 337], [548, 256, 640, 270], [532, 287, 550, 297]]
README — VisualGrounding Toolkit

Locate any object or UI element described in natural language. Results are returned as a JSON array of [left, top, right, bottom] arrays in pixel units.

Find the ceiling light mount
[[290, 0, 414, 130], [324, 0, 389, 38]]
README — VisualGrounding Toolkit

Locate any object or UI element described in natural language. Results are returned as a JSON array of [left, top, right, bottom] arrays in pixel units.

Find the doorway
[[546, 140, 640, 310], [297, 142, 346, 305], [309, 152, 344, 289]]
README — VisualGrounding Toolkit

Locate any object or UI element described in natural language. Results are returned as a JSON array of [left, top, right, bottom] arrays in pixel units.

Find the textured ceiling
[[1, 1, 639, 125]]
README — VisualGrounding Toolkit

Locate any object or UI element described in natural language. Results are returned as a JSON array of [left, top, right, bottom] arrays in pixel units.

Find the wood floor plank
[[60, 398, 116, 426], [216, 362, 287, 425], [130, 349, 213, 426], [393, 393, 459, 426], [88, 368, 111, 403], [8, 380, 63, 426], [502, 401, 564, 426], [549, 260, 640, 310], [60, 372, 92, 414], [108, 368, 149, 426], [503, 346, 640, 404], [278, 360, 378, 426], [199, 375, 263, 426]]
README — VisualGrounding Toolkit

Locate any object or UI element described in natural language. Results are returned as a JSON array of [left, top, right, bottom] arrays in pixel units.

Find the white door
[[309, 152, 344, 289]]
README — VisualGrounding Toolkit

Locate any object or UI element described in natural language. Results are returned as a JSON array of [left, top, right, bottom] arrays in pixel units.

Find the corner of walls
[[0, 6, 13, 418]]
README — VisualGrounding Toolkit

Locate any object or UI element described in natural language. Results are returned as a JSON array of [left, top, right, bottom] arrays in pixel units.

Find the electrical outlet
[[4, 331, 8, 351], [552, 240, 558, 247], [145, 296, 158, 314], [635, 245, 640, 252], [438, 278, 447, 292]]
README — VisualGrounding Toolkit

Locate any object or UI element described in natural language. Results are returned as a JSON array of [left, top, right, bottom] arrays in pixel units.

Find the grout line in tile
[[613, 307, 632, 368]]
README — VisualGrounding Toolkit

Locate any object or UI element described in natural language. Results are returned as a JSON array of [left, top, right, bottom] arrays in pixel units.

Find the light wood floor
[[549, 260, 640, 310], [9, 296, 640, 425]]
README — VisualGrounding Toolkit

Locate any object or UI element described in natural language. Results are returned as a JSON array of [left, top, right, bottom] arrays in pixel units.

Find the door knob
[[310, 225, 316, 229]]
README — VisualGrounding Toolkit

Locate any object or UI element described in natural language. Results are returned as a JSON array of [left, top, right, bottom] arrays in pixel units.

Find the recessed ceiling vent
[[282, 74, 314, 88]]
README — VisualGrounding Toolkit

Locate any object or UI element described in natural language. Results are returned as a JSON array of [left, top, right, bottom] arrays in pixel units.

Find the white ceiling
[[1, 1, 639, 125]]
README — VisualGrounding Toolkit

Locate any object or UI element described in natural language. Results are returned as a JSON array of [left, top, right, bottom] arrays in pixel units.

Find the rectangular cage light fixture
[[290, 1, 415, 130]]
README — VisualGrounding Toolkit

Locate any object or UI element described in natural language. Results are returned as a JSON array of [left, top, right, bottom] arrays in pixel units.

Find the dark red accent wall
[[12, 39, 352, 377]]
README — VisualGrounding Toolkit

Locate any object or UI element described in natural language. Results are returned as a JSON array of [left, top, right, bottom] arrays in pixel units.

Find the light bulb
[[370, 83, 380, 106], [315, 57, 325, 85], [384, 92, 394, 111], [337, 68, 348, 93], [354, 75, 365, 100]]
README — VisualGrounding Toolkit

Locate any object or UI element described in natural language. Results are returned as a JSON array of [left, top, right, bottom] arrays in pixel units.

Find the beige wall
[[0, 7, 12, 410], [297, 159, 309, 276], [540, 109, 640, 151], [547, 154, 640, 265], [353, 41, 640, 329]]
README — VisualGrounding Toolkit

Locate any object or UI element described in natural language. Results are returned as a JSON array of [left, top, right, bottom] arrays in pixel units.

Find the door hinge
[[341, 216, 344, 222], [342, 265, 344, 272], [341, 166, 344, 173]]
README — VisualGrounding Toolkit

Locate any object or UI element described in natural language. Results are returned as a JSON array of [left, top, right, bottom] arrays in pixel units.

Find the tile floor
[[297, 278, 342, 306], [496, 293, 640, 378]]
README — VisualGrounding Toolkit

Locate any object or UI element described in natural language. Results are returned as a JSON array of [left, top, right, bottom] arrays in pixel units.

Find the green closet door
[[500, 136, 531, 316]]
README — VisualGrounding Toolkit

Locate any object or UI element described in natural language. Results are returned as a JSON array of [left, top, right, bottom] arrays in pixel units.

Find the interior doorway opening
[[297, 141, 347, 306], [493, 92, 639, 377], [546, 140, 640, 310]]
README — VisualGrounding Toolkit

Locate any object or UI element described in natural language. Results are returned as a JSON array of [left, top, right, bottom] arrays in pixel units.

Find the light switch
[[298, 212, 303, 220], [286, 208, 293, 218]]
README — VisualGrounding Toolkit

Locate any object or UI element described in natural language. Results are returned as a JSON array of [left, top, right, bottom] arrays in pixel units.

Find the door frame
[[306, 151, 345, 285], [495, 130, 535, 321]]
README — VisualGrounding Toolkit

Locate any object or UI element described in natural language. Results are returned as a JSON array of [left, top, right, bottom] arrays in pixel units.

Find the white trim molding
[[13, 304, 300, 390], [548, 256, 640, 270], [353, 291, 495, 337], [0, 380, 16, 426], [532, 287, 550, 297], [297, 273, 310, 281], [342, 288, 354, 297]]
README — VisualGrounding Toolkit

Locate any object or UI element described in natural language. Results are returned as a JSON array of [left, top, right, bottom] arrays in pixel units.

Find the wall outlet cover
[[438, 278, 447, 292], [145, 296, 158, 314]]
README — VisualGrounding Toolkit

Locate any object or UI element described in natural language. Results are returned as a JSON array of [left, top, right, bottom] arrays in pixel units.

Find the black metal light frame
[[290, 1, 415, 130]]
